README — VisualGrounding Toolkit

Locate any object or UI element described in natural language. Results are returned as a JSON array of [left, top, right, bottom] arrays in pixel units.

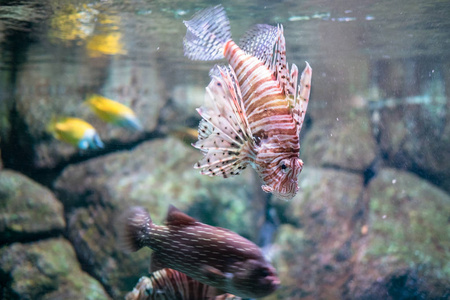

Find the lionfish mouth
[[273, 191, 296, 201], [274, 182, 299, 200]]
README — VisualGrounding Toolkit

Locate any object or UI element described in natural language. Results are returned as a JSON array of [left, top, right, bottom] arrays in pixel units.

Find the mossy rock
[[376, 102, 450, 193], [270, 167, 364, 299], [301, 109, 377, 172], [0, 238, 110, 299], [0, 170, 65, 243], [347, 168, 450, 298]]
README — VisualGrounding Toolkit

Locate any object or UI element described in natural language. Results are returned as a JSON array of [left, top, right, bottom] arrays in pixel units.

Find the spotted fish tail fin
[[193, 65, 255, 178], [118, 206, 152, 253], [183, 5, 231, 61]]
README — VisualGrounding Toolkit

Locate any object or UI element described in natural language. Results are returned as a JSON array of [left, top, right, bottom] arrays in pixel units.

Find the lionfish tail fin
[[118, 206, 152, 253], [193, 65, 254, 178], [183, 5, 231, 61]]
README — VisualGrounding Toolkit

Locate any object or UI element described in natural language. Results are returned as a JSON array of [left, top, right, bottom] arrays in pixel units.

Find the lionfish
[[183, 5, 312, 200], [125, 269, 241, 300], [119, 205, 279, 298]]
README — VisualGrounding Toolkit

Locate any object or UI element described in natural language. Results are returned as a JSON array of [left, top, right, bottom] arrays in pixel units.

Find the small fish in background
[[47, 117, 104, 150], [126, 269, 241, 300], [169, 126, 199, 146], [118, 205, 280, 298], [85, 94, 143, 131], [183, 5, 312, 200]]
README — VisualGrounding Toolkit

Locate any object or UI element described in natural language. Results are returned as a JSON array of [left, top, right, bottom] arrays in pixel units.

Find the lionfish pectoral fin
[[149, 251, 166, 273], [293, 62, 312, 135], [193, 65, 254, 178]]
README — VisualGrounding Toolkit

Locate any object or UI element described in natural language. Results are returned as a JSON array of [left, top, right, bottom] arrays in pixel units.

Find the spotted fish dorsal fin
[[193, 65, 254, 178], [165, 205, 197, 226]]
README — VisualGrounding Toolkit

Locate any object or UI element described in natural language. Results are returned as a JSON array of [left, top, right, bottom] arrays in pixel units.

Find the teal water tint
[[0, 0, 449, 299]]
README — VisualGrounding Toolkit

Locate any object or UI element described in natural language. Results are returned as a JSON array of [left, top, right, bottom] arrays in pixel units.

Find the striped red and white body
[[224, 41, 303, 199], [183, 5, 312, 200], [126, 269, 241, 300]]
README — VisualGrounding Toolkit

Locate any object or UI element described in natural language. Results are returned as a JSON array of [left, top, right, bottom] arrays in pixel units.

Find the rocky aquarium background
[[1, 0, 449, 299]]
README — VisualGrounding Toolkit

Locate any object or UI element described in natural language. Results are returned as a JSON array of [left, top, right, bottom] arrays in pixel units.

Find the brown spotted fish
[[119, 205, 280, 298], [184, 5, 312, 200], [125, 269, 241, 300]]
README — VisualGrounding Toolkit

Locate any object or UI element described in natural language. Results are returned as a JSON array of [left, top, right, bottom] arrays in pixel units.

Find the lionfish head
[[261, 157, 303, 201]]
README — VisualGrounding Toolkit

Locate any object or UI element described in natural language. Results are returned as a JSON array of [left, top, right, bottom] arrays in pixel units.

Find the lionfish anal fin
[[293, 62, 312, 135], [193, 65, 254, 178]]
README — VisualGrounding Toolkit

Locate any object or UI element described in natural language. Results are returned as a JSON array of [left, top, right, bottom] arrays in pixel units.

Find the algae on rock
[[0, 238, 110, 300], [0, 170, 65, 243]]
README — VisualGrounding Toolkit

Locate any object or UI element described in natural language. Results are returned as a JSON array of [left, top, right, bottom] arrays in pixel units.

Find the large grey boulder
[[347, 168, 450, 299], [301, 110, 378, 172], [271, 167, 364, 299], [0, 170, 65, 244], [269, 167, 449, 299]]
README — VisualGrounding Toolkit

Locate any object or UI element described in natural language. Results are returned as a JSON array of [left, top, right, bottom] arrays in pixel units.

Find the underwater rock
[[0, 170, 65, 244], [347, 168, 450, 299], [54, 137, 260, 298], [270, 167, 364, 299], [270, 167, 449, 299], [301, 109, 378, 172], [0, 66, 13, 171], [0, 237, 110, 299], [374, 101, 450, 193], [159, 84, 204, 131]]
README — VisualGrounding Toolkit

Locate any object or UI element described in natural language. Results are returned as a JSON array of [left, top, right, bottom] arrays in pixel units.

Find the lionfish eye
[[280, 159, 290, 173]]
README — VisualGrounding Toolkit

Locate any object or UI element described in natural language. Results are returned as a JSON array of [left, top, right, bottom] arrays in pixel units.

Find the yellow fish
[[85, 94, 142, 131], [47, 117, 104, 150], [169, 126, 199, 146]]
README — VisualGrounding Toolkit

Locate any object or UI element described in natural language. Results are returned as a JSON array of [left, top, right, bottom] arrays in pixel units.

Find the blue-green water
[[0, 0, 449, 299]]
